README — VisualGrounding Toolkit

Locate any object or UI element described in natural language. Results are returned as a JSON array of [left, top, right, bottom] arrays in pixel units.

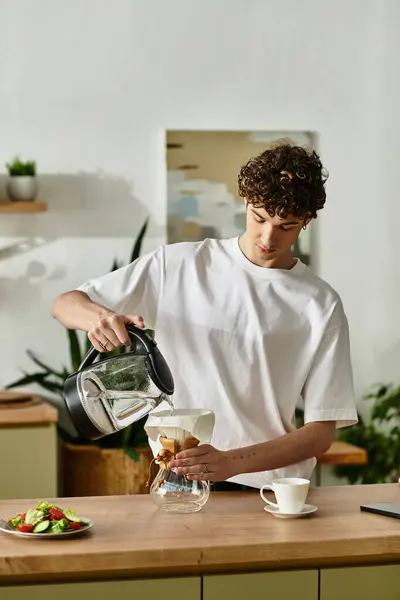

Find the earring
[[302, 225, 307, 231]]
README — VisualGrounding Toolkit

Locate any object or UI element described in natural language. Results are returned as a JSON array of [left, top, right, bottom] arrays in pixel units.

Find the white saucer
[[263, 503, 318, 519]]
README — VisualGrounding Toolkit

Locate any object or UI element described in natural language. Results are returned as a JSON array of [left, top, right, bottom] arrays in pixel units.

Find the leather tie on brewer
[[145, 435, 200, 489]]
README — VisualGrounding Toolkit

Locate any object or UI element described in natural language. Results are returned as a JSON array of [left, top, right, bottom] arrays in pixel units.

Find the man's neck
[[238, 235, 297, 270]]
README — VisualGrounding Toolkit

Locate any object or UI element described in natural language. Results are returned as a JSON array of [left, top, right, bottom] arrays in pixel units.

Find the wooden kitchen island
[[0, 484, 399, 600]]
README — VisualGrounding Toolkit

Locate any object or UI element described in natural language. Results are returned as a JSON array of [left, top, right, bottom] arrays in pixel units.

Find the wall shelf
[[0, 201, 47, 213]]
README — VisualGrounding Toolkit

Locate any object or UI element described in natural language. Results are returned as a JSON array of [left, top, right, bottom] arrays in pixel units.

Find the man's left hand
[[168, 444, 233, 481]]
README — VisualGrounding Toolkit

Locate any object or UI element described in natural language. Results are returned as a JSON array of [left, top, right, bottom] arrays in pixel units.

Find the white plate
[[263, 504, 318, 519], [0, 518, 94, 539]]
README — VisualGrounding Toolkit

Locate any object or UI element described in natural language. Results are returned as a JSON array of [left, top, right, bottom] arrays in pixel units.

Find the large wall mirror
[[166, 130, 316, 266]]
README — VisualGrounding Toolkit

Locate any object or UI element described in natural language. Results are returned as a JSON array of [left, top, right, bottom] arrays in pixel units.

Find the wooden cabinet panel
[[321, 565, 400, 600], [0, 577, 200, 600], [203, 570, 318, 600]]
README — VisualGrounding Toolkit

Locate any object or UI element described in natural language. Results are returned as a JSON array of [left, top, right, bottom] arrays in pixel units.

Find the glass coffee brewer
[[144, 409, 215, 513], [63, 324, 215, 513]]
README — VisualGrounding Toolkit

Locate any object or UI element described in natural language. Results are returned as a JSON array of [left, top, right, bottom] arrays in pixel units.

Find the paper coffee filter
[[145, 409, 215, 444]]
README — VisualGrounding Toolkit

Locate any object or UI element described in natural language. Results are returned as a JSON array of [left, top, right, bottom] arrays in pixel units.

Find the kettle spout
[[156, 393, 174, 411]]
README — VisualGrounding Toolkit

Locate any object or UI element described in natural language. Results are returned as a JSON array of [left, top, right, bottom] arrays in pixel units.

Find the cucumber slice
[[25, 509, 44, 525], [65, 509, 80, 522], [33, 520, 50, 533]]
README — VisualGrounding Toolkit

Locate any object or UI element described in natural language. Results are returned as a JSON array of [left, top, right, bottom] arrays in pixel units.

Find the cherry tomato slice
[[49, 508, 66, 520], [17, 523, 34, 533]]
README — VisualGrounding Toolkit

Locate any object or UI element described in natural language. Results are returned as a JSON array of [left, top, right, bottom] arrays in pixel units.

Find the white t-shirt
[[78, 237, 357, 488]]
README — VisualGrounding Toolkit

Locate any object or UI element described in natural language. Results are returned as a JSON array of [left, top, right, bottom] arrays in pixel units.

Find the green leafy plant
[[333, 383, 400, 484], [6, 156, 36, 177], [7, 219, 151, 460]]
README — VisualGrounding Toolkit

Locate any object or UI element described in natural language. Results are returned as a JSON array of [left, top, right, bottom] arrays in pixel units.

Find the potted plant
[[7, 219, 154, 496], [6, 156, 38, 202], [333, 383, 400, 484]]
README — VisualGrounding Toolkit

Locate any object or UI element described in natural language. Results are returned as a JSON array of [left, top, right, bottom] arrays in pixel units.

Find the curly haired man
[[52, 144, 357, 491]]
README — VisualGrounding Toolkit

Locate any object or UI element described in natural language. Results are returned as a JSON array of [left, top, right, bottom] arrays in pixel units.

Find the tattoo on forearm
[[231, 452, 256, 460]]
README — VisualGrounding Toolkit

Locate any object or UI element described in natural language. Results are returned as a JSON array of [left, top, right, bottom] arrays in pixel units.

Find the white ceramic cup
[[260, 477, 310, 514]]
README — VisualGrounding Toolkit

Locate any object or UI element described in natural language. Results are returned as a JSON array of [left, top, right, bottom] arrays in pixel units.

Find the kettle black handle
[[78, 324, 156, 371]]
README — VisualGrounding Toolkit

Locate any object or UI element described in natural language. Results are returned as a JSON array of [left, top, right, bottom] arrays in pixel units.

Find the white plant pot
[[6, 176, 39, 202]]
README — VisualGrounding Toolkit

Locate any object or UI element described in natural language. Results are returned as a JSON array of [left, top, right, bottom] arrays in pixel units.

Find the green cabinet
[[0, 578, 200, 600], [2, 565, 399, 599], [321, 565, 400, 600], [203, 570, 319, 600], [0, 424, 57, 499]]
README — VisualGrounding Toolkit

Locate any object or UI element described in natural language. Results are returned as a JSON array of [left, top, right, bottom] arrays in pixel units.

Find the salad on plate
[[8, 501, 91, 534]]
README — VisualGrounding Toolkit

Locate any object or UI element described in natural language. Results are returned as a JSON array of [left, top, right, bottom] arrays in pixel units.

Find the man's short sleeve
[[77, 248, 162, 330], [302, 299, 358, 429]]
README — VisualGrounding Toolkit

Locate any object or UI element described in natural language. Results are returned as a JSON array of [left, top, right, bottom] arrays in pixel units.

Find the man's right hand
[[87, 312, 145, 353]]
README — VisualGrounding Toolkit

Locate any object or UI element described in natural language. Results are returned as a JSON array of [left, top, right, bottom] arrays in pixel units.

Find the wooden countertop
[[0, 484, 399, 584], [317, 440, 368, 465], [0, 395, 58, 427]]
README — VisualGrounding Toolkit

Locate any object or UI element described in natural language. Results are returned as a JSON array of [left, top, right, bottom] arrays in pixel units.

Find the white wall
[[0, 0, 398, 421]]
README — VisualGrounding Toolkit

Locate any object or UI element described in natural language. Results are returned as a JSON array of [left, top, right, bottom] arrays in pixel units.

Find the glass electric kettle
[[63, 325, 174, 440]]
